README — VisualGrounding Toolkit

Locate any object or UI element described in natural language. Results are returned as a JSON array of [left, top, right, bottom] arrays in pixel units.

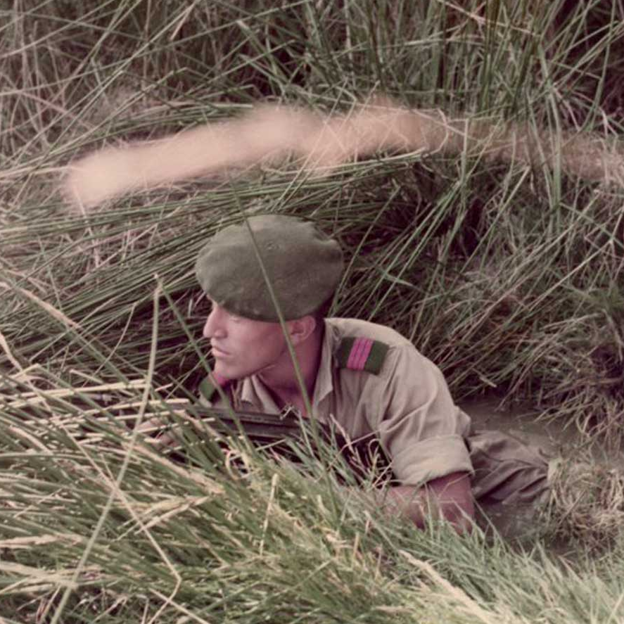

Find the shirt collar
[[239, 374, 280, 413]]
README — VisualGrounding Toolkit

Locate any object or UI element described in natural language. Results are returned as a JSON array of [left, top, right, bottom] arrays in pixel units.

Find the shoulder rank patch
[[198, 372, 230, 402], [336, 337, 389, 375]]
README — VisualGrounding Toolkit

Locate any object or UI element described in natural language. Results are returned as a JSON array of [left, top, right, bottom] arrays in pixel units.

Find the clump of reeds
[[545, 455, 624, 550]]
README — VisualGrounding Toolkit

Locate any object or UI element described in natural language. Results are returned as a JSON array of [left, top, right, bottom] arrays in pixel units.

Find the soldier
[[194, 214, 549, 534]]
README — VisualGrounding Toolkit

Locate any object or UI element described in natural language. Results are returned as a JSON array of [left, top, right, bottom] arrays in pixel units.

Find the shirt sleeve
[[369, 345, 473, 486]]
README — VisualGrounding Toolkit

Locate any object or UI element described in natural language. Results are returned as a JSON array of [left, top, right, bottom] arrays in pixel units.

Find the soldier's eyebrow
[[225, 309, 242, 321], [207, 299, 242, 321]]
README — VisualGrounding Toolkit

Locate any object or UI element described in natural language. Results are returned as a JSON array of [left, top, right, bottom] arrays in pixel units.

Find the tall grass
[[2, 0, 624, 620], [3, 0, 623, 436]]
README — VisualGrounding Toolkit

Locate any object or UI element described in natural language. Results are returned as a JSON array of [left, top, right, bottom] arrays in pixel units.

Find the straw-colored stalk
[[63, 97, 624, 210]]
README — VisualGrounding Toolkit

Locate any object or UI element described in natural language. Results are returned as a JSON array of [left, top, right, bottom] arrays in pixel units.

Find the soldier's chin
[[212, 360, 244, 381], [211, 359, 227, 377]]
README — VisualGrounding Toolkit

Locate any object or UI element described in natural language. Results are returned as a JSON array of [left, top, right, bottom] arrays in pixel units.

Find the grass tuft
[[546, 454, 624, 550]]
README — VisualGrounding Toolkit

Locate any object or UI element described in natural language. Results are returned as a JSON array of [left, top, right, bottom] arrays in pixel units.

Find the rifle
[[0, 387, 393, 486], [158, 404, 394, 486]]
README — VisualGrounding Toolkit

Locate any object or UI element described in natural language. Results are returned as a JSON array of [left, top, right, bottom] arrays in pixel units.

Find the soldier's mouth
[[211, 345, 230, 358]]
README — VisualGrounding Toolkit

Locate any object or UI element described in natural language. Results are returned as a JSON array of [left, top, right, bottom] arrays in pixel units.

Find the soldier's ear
[[287, 315, 316, 345]]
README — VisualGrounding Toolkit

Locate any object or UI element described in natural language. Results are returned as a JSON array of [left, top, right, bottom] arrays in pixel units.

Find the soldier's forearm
[[374, 473, 475, 534]]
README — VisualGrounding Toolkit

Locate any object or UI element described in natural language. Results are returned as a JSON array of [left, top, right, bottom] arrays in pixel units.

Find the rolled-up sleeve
[[370, 346, 473, 486]]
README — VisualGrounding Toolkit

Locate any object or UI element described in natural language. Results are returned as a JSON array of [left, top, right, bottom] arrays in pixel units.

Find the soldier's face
[[203, 301, 288, 380]]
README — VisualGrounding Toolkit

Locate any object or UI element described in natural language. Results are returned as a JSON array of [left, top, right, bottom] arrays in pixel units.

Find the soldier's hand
[[135, 417, 179, 450]]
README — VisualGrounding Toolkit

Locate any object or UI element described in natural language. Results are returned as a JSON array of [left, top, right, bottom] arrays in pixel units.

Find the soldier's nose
[[203, 309, 225, 339]]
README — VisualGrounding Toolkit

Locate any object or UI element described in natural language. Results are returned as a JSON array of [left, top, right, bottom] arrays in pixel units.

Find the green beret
[[195, 215, 343, 321]]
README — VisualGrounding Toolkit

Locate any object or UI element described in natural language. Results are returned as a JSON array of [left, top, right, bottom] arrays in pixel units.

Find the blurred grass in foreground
[[1, 376, 624, 623], [2, 0, 624, 620]]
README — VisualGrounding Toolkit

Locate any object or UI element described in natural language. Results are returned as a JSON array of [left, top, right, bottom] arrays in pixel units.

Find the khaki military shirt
[[200, 318, 474, 487]]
